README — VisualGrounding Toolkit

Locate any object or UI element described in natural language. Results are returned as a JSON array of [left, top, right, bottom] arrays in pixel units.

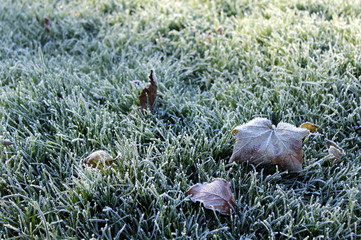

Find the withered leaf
[[230, 118, 310, 171], [83, 150, 114, 169], [300, 122, 322, 133], [0, 139, 14, 146], [139, 70, 157, 112], [326, 139, 345, 161], [44, 18, 51, 32], [186, 178, 236, 215]]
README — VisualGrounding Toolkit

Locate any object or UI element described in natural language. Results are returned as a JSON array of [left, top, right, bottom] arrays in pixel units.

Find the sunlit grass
[[0, 0, 360, 239]]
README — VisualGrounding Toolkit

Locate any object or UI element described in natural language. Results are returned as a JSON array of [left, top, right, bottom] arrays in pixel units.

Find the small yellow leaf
[[231, 129, 239, 134], [300, 122, 321, 133]]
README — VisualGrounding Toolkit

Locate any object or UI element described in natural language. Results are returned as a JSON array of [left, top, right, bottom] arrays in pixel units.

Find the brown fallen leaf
[[230, 118, 310, 171], [83, 150, 116, 169], [0, 139, 14, 146], [44, 18, 51, 32], [186, 178, 236, 215], [325, 139, 345, 161], [139, 70, 157, 112], [300, 122, 322, 133]]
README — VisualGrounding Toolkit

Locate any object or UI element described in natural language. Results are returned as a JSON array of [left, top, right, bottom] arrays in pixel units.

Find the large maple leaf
[[229, 118, 310, 171]]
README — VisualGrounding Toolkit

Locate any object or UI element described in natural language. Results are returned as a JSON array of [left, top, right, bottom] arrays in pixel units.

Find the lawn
[[0, 0, 360, 239]]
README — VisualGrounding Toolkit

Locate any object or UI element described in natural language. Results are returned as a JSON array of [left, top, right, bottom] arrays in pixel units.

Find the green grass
[[0, 0, 360, 239]]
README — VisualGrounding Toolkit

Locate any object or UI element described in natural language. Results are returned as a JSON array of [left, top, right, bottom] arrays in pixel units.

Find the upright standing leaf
[[186, 178, 236, 215], [44, 18, 51, 32], [139, 70, 157, 112], [230, 118, 310, 171]]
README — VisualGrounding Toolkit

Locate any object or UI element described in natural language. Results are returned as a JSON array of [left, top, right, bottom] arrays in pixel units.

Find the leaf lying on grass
[[139, 70, 157, 112], [0, 139, 14, 146], [300, 122, 322, 133], [230, 118, 310, 171], [186, 178, 236, 215], [326, 139, 345, 161], [83, 150, 117, 169]]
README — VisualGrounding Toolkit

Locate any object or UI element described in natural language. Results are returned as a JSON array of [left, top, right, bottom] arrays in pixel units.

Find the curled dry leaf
[[186, 178, 236, 215], [44, 18, 51, 32], [83, 150, 115, 169], [230, 118, 310, 171], [326, 139, 345, 161], [0, 139, 14, 146], [139, 70, 157, 112], [300, 122, 322, 133]]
